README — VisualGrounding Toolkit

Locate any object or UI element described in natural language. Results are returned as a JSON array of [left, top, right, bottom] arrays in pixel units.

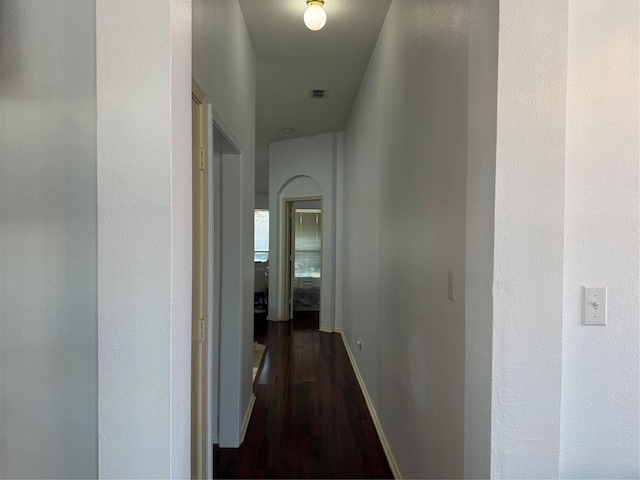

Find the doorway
[[283, 198, 322, 322], [192, 82, 246, 474]]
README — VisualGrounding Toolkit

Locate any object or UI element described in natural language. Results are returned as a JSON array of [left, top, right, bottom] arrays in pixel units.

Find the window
[[294, 209, 321, 278], [254, 209, 269, 262]]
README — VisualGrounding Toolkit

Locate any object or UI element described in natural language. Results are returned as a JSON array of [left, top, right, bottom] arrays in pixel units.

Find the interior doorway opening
[[192, 79, 245, 478], [283, 197, 323, 323]]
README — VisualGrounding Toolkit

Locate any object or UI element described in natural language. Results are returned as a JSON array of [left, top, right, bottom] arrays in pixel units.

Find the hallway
[[214, 313, 393, 478]]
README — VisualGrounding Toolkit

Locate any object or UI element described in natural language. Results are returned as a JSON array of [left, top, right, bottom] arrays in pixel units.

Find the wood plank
[[214, 311, 393, 479]]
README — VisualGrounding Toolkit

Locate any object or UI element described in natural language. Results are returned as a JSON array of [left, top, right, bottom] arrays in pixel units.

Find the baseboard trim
[[318, 327, 333, 333], [338, 330, 402, 480], [240, 394, 256, 444], [267, 316, 285, 322], [212, 435, 219, 445]]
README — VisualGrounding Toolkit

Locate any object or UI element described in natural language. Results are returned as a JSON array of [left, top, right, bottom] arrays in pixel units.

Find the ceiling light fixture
[[304, 0, 327, 31]]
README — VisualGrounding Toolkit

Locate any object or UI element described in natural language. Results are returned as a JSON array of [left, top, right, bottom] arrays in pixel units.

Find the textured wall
[[96, 1, 192, 477], [492, 2, 640, 477], [560, 1, 640, 477], [269, 133, 338, 331], [255, 194, 269, 210], [492, 2, 569, 477], [464, 1, 499, 477], [169, 2, 193, 476], [193, 0, 256, 450], [0, 1, 97, 477], [342, 1, 470, 477]]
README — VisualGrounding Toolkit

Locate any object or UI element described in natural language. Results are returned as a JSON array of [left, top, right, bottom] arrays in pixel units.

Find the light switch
[[448, 270, 455, 301], [583, 285, 607, 326]]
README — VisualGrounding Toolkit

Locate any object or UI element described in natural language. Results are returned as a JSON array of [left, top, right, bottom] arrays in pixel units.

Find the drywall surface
[[193, 0, 256, 448], [219, 156, 243, 447], [193, 0, 255, 161], [492, 2, 568, 477], [97, 1, 192, 477], [560, 1, 640, 477], [210, 137, 223, 448], [256, 163, 269, 195], [464, 1, 498, 478], [269, 133, 338, 331], [169, 2, 192, 477], [0, 1, 97, 477], [342, 1, 469, 477], [334, 132, 345, 332], [280, 176, 323, 199], [256, 194, 269, 210]]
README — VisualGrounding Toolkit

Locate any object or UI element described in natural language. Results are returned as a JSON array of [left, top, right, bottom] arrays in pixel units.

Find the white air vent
[[310, 89, 328, 99]]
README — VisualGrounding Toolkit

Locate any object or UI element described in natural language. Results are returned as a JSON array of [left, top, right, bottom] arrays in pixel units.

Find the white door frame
[[191, 79, 208, 480], [192, 82, 244, 479], [282, 196, 323, 321]]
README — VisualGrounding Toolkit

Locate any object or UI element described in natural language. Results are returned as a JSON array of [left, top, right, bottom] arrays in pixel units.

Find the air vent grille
[[310, 89, 328, 99]]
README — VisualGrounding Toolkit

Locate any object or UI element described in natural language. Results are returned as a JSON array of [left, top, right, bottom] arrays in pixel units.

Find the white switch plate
[[583, 285, 607, 326], [448, 270, 455, 301]]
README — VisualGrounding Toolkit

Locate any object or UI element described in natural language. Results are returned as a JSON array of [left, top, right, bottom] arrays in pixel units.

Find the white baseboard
[[266, 315, 285, 321], [212, 435, 219, 445], [240, 394, 256, 444], [338, 330, 402, 480], [318, 327, 333, 333]]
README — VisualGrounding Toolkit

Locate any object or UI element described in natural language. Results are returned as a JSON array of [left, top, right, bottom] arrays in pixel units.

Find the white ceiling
[[239, 0, 392, 185]]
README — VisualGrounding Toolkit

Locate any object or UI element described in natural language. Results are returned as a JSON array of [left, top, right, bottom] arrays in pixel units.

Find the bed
[[292, 277, 321, 311]]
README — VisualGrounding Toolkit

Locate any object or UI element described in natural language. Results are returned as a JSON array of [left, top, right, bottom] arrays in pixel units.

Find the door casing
[[191, 79, 208, 480], [281, 196, 323, 321]]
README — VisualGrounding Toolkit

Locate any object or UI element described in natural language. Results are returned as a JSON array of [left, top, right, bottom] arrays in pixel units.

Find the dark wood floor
[[214, 311, 393, 479]]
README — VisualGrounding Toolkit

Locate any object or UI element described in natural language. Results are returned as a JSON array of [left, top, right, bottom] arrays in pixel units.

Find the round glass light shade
[[304, 4, 327, 31]]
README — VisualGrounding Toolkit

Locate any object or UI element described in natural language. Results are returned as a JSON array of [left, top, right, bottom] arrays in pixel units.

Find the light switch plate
[[583, 285, 607, 326]]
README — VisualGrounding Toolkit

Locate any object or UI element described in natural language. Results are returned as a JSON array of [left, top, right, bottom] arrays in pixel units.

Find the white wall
[[492, 2, 569, 477], [2, 0, 255, 476], [560, 1, 639, 477], [0, 1, 97, 477], [342, 1, 471, 477], [280, 177, 323, 198], [256, 163, 270, 196], [209, 136, 223, 448], [169, 3, 193, 476], [255, 194, 269, 210], [492, 1, 640, 477], [268, 133, 339, 331], [464, 1, 498, 478], [96, 1, 192, 477], [193, 0, 256, 448], [219, 156, 244, 446], [334, 133, 345, 332]]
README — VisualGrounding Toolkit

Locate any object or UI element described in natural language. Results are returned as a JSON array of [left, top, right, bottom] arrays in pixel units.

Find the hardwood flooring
[[214, 311, 393, 479]]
